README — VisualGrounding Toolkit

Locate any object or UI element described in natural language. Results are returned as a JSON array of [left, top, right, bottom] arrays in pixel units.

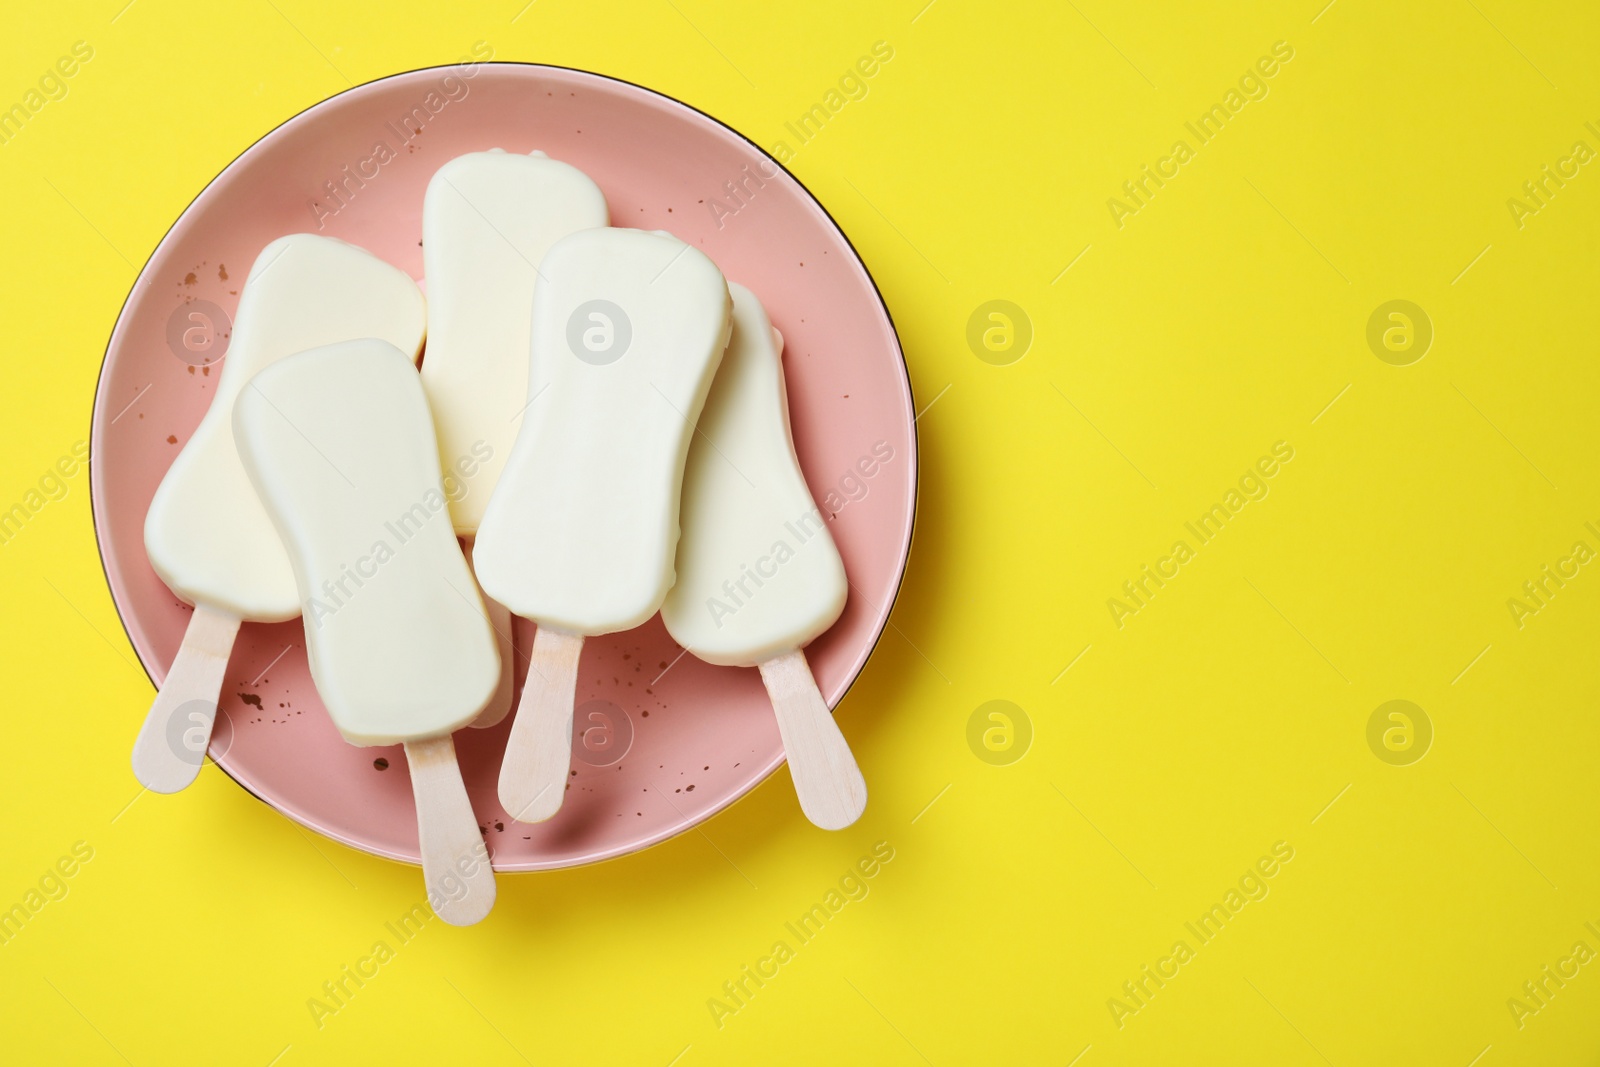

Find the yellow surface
[[2, 1, 1598, 1063]]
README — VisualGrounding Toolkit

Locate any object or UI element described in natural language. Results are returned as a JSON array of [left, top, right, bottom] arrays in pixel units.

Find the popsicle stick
[[498, 625, 583, 823], [758, 650, 867, 831], [463, 540, 513, 729], [131, 604, 242, 794], [405, 734, 496, 926]]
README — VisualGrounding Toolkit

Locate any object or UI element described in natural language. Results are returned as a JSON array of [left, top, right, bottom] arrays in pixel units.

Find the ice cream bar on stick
[[134, 235, 426, 793], [421, 150, 608, 729], [475, 228, 732, 823], [234, 339, 500, 925], [661, 285, 865, 830]]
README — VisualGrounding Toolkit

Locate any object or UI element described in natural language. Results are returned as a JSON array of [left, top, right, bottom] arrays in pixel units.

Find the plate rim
[[89, 60, 921, 872]]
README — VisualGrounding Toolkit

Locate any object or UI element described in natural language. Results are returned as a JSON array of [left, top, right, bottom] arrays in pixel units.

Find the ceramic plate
[[91, 63, 916, 870]]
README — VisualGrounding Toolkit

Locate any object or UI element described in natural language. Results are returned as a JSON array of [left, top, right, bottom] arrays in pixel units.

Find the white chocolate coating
[[474, 228, 731, 635], [420, 150, 608, 533], [143, 234, 426, 621], [661, 285, 846, 666], [233, 340, 499, 747]]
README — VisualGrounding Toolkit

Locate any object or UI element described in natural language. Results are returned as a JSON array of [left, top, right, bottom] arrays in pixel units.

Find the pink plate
[[91, 64, 916, 870]]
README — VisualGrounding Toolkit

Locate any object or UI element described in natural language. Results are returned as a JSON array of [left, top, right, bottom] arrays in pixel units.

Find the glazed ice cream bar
[[475, 226, 732, 822], [661, 284, 864, 829], [145, 235, 426, 620], [421, 149, 609, 730], [421, 149, 608, 534], [132, 234, 426, 794], [234, 338, 498, 924], [661, 284, 847, 665], [233, 339, 499, 744], [474, 228, 733, 631]]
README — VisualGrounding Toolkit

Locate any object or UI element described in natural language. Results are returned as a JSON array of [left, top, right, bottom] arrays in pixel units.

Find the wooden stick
[[759, 650, 867, 830], [463, 540, 513, 729], [405, 734, 496, 926], [131, 604, 242, 794], [497, 625, 583, 823]]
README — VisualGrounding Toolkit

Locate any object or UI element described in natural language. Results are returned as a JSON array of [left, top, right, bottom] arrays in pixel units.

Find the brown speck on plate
[[166, 435, 177, 444], [373, 757, 389, 770], [239, 693, 262, 709]]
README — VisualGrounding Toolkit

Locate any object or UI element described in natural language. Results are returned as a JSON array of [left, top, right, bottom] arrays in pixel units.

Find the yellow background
[[3, 0, 1598, 1063]]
